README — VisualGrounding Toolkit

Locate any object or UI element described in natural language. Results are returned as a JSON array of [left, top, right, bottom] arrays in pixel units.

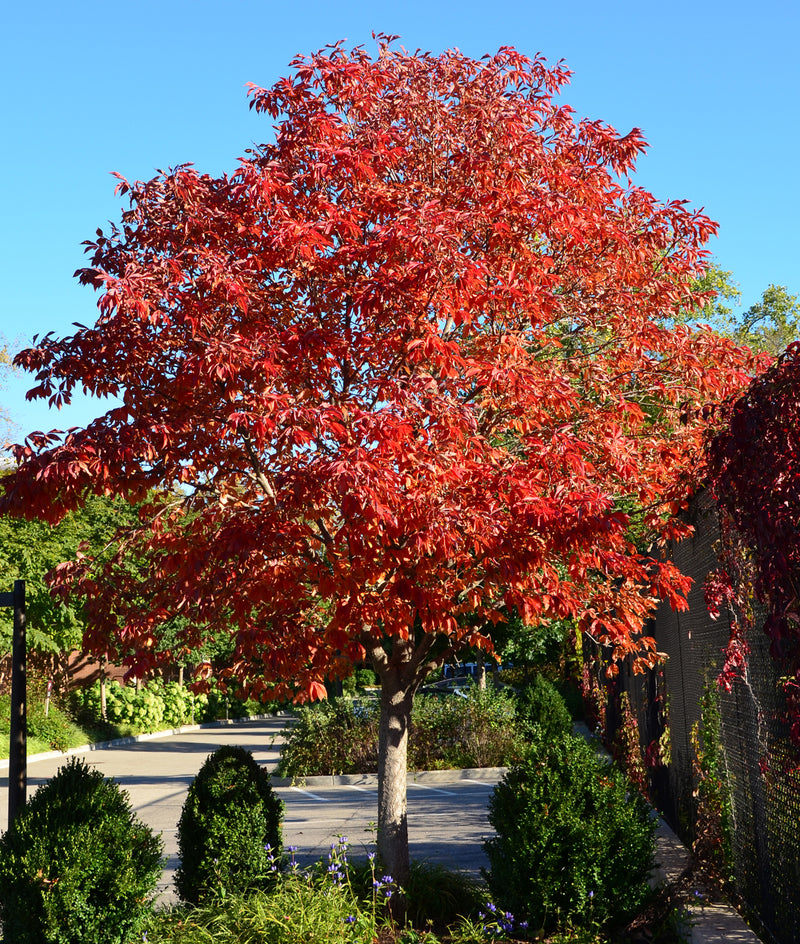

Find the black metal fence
[[603, 491, 800, 944]]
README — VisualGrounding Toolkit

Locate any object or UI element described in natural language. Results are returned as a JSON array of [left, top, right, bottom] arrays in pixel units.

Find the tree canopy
[[0, 494, 133, 657], [673, 265, 799, 356], [0, 38, 764, 879]]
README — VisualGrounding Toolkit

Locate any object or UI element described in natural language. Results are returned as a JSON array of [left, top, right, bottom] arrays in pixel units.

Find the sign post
[[2, 580, 27, 827]]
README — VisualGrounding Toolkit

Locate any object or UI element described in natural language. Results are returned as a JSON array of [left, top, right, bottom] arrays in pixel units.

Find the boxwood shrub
[[0, 757, 163, 944], [175, 745, 284, 904], [514, 672, 574, 743], [484, 731, 655, 933]]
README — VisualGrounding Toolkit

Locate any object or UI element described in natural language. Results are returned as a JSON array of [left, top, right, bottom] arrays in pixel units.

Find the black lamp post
[[2, 580, 26, 827]]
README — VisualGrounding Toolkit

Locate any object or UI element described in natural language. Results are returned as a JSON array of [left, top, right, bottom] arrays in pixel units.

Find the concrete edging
[[270, 766, 506, 789]]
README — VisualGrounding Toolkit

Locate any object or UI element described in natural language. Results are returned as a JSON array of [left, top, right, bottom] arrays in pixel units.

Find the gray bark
[[365, 632, 439, 890], [376, 669, 414, 887], [476, 650, 487, 690]]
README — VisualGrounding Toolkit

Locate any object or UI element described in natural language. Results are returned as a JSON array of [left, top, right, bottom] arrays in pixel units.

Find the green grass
[[0, 694, 91, 760]]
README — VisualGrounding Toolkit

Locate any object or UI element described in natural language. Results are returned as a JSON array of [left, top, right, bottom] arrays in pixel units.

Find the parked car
[[419, 677, 472, 699]]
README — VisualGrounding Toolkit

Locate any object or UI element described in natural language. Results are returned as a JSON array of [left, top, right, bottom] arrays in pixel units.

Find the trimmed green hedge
[[0, 758, 163, 944], [175, 746, 284, 904], [485, 731, 655, 933]]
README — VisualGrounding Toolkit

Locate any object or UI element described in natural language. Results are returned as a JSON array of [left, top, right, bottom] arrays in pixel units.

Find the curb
[[270, 767, 507, 788], [0, 713, 286, 770]]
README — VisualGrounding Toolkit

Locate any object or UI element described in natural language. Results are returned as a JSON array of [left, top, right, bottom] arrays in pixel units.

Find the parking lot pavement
[[0, 718, 503, 902], [277, 777, 499, 871]]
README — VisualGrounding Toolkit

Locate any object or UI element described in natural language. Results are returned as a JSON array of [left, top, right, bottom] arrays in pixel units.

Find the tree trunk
[[476, 650, 487, 690], [365, 632, 440, 894], [376, 666, 414, 889]]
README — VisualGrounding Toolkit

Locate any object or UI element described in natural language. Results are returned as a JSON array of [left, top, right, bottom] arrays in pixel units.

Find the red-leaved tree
[[1, 38, 762, 881]]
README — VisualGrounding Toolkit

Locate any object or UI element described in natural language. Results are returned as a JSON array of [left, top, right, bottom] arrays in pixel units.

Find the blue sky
[[1, 0, 798, 440]]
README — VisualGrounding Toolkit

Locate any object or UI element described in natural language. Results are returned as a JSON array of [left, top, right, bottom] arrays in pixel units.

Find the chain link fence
[[602, 491, 800, 944]]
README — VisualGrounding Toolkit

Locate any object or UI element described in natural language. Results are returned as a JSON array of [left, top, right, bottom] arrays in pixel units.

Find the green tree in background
[[737, 284, 800, 356], [676, 264, 798, 355], [0, 495, 135, 656]]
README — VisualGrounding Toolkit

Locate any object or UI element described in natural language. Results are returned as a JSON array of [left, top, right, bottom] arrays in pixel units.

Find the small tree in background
[[1, 38, 761, 883]]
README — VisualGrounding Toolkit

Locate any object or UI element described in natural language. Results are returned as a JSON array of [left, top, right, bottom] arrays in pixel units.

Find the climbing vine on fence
[[690, 682, 734, 884], [706, 341, 800, 743]]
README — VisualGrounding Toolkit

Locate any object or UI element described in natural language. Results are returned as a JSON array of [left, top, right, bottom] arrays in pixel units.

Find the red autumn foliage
[[706, 341, 800, 740], [1, 37, 764, 879]]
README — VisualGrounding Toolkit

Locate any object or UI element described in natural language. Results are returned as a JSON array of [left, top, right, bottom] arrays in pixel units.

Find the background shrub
[[514, 672, 574, 743], [71, 678, 269, 735], [355, 667, 378, 689], [484, 731, 655, 933], [410, 686, 522, 769], [0, 757, 163, 944], [277, 698, 380, 776], [277, 688, 523, 777], [0, 692, 87, 755], [175, 745, 284, 904]]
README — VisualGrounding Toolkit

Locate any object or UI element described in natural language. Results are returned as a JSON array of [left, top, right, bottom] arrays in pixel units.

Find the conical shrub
[[175, 744, 283, 904]]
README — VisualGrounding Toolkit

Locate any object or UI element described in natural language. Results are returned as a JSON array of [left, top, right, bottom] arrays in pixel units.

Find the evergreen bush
[[175, 745, 284, 904], [0, 757, 163, 944], [514, 672, 574, 743], [484, 731, 655, 933]]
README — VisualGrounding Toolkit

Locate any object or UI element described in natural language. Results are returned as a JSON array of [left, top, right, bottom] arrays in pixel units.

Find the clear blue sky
[[1, 0, 798, 440]]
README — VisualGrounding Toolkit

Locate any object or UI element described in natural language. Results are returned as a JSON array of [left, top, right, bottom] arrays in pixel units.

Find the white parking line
[[462, 779, 498, 787], [346, 784, 374, 793], [290, 786, 330, 801], [407, 782, 457, 796]]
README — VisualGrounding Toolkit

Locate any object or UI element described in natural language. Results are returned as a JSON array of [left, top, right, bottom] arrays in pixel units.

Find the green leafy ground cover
[[142, 837, 688, 944]]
